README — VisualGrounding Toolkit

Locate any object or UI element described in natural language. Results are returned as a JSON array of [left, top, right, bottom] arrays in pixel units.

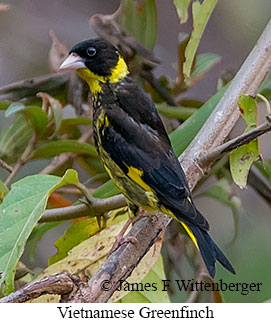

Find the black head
[[68, 38, 120, 77]]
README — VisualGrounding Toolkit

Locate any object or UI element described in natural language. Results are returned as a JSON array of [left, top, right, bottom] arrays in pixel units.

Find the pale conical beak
[[59, 53, 86, 70]]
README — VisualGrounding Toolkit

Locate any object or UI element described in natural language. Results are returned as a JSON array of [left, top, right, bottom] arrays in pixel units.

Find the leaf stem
[[257, 93, 271, 115]]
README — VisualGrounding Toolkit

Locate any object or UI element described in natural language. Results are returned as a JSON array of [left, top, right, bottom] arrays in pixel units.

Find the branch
[[199, 116, 271, 167], [5, 133, 39, 187], [67, 218, 167, 303], [248, 168, 271, 207], [39, 194, 126, 223], [0, 272, 77, 303], [0, 159, 13, 173], [186, 265, 211, 303], [0, 72, 69, 102], [139, 70, 177, 106]]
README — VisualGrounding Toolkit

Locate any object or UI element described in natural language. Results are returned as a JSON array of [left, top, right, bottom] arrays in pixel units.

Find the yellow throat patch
[[77, 55, 128, 96]]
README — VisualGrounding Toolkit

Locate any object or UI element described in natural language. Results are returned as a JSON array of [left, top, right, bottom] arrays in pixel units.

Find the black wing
[[101, 79, 209, 231]]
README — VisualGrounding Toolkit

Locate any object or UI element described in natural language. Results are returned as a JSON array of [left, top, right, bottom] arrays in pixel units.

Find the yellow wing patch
[[126, 166, 152, 192], [181, 222, 199, 249]]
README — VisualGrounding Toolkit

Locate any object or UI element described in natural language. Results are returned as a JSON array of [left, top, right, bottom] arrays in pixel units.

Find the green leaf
[[0, 114, 33, 163], [170, 85, 228, 156], [257, 71, 271, 100], [119, 255, 170, 303], [119, 0, 137, 38], [49, 218, 100, 266], [0, 169, 79, 295], [4, 102, 25, 117], [32, 140, 97, 159], [173, 0, 192, 24], [176, 32, 190, 87], [49, 211, 128, 266], [135, 0, 157, 50], [58, 118, 92, 138], [48, 96, 62, 135], [93, 179, 120, 199], [60, 117, 92, 127], [183, 0, 218, 80], [120, 0, 157, 50], [186, 53, 221, 86], [37, 93, 63, 136], [27, 222, 62, 263], [22, 107, 48, 133], [0, 101, 10, 110], [5, 103, 48, 133], [31, 218, 162, 303], [230, 95, 260, 189], [156, 104, 197, 120]]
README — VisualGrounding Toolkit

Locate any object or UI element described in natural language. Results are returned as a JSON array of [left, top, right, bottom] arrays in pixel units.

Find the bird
[[60, 38, 235, 278]]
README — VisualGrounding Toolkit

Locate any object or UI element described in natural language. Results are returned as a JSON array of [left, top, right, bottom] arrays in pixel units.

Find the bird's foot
[[108, 213, 145, 256], [109, 235, 138, 256]]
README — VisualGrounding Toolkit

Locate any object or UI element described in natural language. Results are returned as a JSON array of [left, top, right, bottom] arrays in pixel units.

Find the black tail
[[189, 224, 236, 278]]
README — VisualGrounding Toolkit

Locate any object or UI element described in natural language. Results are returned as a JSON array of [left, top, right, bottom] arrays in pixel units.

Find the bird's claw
[[109, 235, 138, 256]]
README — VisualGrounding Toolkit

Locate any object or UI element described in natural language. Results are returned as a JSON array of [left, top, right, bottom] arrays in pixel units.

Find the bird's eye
[[87, 47, 96, 57]]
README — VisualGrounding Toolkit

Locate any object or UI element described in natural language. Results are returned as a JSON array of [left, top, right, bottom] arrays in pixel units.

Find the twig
[[39, 194, 126, 223], [0, 159, 13, 173], [0, 72, 69, 102], [0, 272, 77, 303], [248, 168, 271, 207], [186, 265, 211, 303], [5, 133, 39, 187], [39, 152, 75, 175], [40, 128, 93, 175], [140, 70, 177, 106], [55, 187, 94, 195], [4, 162, 23, 187], [199, 116, 271, 167], [73, 182, 96, 204]]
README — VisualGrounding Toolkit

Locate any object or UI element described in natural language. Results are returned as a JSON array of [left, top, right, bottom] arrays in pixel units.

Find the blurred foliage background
[[0, 0, 270, 303]]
